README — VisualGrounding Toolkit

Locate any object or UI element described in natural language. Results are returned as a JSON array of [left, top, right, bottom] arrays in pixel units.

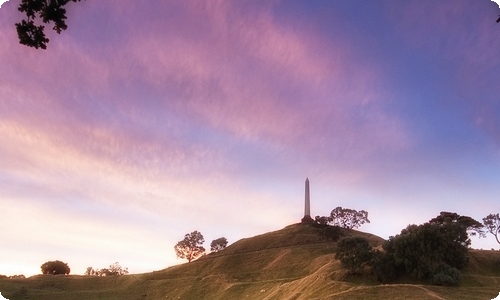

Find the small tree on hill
[[483, 213, 500, 244], [174, 230, 205, 262], [41, 260, 70, 275], [210, 237, 228, 252], [329, 206, 370, 229]]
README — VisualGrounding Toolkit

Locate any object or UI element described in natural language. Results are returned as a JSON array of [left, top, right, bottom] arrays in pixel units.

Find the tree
[[15, 0, 84, 49], [429, 211, 485, 238], [41, 260, 70, 275], [174, 231, 205, 262], [329, 206, 370, 229], [101, 262, 128, 276], [483, 213, 500, 244], [379, 220, 469, 284], [210, 237, 228, 252], [84, 262, 128, 276], [84, 267, 97, 276], [335, 236, 374, 274]]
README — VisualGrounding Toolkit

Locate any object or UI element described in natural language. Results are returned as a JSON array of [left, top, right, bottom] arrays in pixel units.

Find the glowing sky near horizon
[[0, 0, 500, 277]]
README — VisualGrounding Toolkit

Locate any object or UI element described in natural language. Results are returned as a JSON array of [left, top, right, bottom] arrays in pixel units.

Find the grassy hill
[[1, 223, 500, 300]]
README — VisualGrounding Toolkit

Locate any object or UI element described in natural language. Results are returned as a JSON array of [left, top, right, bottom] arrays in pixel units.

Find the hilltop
[[1, 223, 500, 300]]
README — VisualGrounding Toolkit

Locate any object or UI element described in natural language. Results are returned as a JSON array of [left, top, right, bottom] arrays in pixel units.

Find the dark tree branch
[[15, 0, 84, 49]]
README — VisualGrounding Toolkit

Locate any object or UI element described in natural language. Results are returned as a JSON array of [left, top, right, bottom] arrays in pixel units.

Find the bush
[[335, 236, 374, 274], [432, 265, 462, 286]]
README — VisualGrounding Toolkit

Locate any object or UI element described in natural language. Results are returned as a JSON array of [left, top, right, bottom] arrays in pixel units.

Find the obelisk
[[304, 178, 310, 217]]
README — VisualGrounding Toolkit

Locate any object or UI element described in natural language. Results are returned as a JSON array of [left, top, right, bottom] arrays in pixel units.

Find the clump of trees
[[41, 260, 70, 275], [334, 212, 483, 286], [174, 231, 229, 262], [84, 262, 128, 276]]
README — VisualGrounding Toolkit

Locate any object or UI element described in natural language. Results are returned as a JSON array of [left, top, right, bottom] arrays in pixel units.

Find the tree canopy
[[15, 0, 84, 49], [329, 206, 370, 229], [41, 260, 70, 275], [210, 237, 228, 252], [174, 230, 206, 262], [335, 236, 374, 274], [483, 213, 500, 244], [429, 211, 485, 238], [373, 212, 476, 285], [85, 262, 129, 276]]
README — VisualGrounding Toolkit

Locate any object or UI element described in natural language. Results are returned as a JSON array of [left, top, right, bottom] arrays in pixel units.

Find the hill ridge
[[1, 223, 500, 300]]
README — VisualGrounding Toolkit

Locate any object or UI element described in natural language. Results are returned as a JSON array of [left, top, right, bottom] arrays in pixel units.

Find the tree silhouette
[[15, 0, 85, 49], [483, 213, 500, 244], [41, 260, 70, 275], [174, 231, 205, 262], [329, 206, 370, 229], [210, 237, 228, 252]]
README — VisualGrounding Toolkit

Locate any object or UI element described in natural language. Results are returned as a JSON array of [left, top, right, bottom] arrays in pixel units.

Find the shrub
[[432, 264, 462, 286]]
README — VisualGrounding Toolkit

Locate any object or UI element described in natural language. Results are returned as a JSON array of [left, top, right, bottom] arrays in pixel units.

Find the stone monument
[[301, 178, 313, 223]]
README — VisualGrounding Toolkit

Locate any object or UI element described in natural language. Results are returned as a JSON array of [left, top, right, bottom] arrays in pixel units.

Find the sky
[[0, 0, 500, 277]]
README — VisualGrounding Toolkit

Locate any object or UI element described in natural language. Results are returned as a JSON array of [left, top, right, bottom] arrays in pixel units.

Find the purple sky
[[1, 0, 500, 276]]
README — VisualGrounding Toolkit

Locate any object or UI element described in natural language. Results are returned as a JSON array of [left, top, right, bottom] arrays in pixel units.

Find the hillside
[[1, 223, 500, 300]]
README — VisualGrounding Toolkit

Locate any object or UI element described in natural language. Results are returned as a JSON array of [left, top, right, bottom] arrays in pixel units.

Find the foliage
[[314, 224, 343, 242], [329, 206, 370, 229], [210, 237, 228, 252], [378, 219, 469, 284], [100, 262, 129, 276], [483, 213, 500, 244], [335, 236, 374, 274], [429, 211, 485, 238], [431, 264, 462, 286], [314, 215, 330, 225], [371, 249, 401, 283], [84, 267, 97, 276], [15, 0, 84, 49], [174, 231, 205, 262], [41, 260, 70, 275], [84, 262, 128, 276]]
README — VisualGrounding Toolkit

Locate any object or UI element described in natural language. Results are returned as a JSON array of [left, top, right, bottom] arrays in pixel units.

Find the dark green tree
[[380, 221, 469, 283], [329, 206, 370, 229], [483, 213, 500, 244], [335, 236, 374, 274], [210, 237, 228, 252], [429, 211, 485, 238], [40, 260, 70, 275], [174, 230, 205, 262], [15, 0, 85, 49]]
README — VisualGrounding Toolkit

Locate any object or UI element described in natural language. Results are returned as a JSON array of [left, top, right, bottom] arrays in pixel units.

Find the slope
[[1, 223, 499, 300]]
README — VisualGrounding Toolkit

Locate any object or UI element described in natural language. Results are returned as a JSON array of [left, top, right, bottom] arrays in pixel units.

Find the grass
[[1, 223, 499, 299]]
